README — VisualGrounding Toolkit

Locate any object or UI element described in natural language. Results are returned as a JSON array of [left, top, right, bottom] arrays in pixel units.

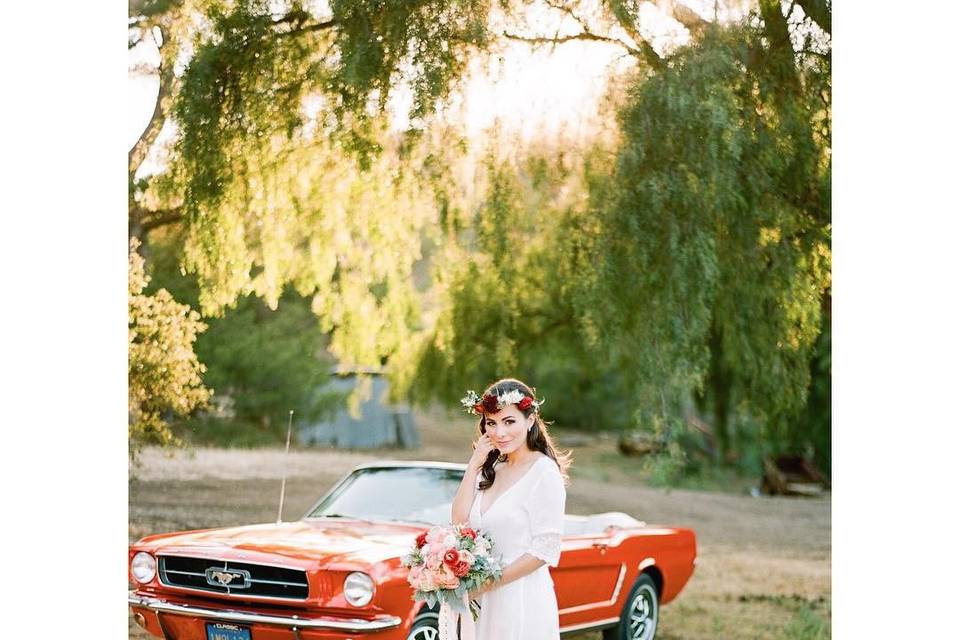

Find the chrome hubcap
[[627, 584, 658, 640], [408, 621, 439, 640]]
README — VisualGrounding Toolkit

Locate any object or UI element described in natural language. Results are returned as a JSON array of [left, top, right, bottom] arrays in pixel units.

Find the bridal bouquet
[[401, 523, 504, 621]]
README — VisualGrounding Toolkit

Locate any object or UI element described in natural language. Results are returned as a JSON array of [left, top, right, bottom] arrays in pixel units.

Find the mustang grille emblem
[[205, 567, 251, 589]]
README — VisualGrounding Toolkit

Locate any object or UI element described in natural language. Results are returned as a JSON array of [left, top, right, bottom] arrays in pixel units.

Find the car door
[[552, 532, 630, 624]]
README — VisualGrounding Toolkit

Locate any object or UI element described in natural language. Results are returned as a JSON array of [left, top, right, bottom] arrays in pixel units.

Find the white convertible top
[[347, 460, 645, 536]]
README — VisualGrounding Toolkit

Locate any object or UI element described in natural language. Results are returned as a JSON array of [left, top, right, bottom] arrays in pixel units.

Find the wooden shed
[[298, 366, 420, 449]]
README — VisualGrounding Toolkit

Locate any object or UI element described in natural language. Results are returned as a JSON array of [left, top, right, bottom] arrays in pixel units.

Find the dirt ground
[[129, 408, 830, 639]]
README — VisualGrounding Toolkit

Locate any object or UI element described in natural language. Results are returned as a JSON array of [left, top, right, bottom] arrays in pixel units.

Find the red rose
[[443, 548, 461, 566], [461, 527, 477, 539], [415, 531, 428, 548], [453, 560, 470, 577], [473, 402, 484, 414], [480, 394, 500, 413], [518, 396, 533, 411]]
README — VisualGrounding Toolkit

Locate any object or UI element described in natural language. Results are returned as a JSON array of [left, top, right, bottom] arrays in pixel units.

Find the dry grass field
[[129, 407, 830, 639]]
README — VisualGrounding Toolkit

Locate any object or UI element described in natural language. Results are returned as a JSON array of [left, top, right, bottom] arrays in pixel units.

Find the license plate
[[206, 622, 251, 640]]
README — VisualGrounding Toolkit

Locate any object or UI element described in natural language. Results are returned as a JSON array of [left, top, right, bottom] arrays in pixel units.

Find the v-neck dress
[[440, 454, 567, 640]]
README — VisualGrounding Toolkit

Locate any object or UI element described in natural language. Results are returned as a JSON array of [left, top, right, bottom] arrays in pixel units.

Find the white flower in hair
[[460, 390, 481, 412], [497, 389, 525, 406], [460, 387, 543, 415]]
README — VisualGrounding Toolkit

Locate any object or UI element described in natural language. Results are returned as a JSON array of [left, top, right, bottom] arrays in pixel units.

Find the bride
[[441, 378, 572, 640]]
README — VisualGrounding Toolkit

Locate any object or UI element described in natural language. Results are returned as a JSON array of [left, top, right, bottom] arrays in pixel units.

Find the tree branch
[[795, 0, 831, 35], [655, 0, 711, 35], [129, 27, 175, 181], [607, 9, 666, 69], [129, 0, 183, 21], [142, 208, 184, 233], [758, 0, 799, 87], [542, 0, 588, 28], [276, 17, 337, 38], [502, 29, 657, 65], [799, 47, 830, 62], [530, 0, 664, 68], [129, 61, 160, 76], [131, 206, 185, 236], [502, 29, 629, 50]]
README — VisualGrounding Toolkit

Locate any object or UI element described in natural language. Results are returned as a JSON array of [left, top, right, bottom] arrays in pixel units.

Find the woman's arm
[[451, 432, 497, 524], [450, 465, 480, 525], [469, 554, 545, 598]]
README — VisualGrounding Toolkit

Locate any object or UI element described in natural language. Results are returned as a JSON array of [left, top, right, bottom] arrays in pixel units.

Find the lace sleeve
[[527, 531, 563, 567], [522, 464, 566, 568]]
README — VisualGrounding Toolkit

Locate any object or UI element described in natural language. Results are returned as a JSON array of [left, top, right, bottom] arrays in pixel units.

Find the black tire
[[407, 606, 440, 640], [602, 573, 659, 640]]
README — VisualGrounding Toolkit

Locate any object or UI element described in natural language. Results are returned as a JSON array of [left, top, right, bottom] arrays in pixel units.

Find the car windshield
[[306, 466, 465, 526]]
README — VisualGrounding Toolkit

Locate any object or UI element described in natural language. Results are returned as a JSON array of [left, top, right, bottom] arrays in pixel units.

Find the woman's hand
[[468, 576, 494, 601], [468, 433, 498, 472]]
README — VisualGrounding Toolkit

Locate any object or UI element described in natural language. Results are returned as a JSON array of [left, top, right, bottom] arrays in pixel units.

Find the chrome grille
[[158, 556, 309, 600]]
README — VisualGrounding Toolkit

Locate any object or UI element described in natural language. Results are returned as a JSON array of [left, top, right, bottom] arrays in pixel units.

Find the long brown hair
[[476, 378, 573, 491]]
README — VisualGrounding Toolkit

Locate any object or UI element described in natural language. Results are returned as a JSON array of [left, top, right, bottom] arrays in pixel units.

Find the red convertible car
[[129, 461, 696, 640]]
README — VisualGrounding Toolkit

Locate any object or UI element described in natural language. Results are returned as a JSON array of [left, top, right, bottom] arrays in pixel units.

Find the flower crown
[[460, 388, 544, 416]]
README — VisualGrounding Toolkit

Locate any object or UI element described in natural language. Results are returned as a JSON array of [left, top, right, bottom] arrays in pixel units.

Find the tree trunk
[[706, 323, 733, 464]]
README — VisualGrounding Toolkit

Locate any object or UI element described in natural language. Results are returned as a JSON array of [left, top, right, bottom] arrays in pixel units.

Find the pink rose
[[407, 564, 423, 584], [438, 563, 461, 589], [419, 570, 437, 591]]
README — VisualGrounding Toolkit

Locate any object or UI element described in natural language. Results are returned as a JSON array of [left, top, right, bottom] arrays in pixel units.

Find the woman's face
[[482, 402, 534, 456]]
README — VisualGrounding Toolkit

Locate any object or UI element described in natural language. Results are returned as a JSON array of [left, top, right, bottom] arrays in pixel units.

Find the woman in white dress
[[442, 378, 572, 640]]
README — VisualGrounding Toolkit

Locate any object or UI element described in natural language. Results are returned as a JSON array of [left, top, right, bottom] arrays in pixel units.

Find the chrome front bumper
[[128, 592, 402, 632]]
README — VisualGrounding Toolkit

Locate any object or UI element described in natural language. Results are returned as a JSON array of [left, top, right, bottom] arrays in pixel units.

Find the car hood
[[134, 519, 426, 568]]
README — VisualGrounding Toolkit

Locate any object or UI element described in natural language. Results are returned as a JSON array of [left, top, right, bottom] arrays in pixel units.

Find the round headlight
[[131, 552, 157, 584], [343, 571, 375, 606]]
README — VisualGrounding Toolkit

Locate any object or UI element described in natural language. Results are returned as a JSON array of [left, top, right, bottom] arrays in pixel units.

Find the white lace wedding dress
[[439, 454, 566, 640]]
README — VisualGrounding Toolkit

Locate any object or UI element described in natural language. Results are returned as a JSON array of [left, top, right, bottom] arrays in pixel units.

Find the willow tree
[[127, 0, 721, 417], [403, 1, 831, 468], [129, 0, 831, 466], [574, 1, 830, 462]]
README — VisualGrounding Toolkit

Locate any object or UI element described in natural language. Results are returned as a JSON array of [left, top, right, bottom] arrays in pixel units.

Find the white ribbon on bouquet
[[438, 593, 477, 640]]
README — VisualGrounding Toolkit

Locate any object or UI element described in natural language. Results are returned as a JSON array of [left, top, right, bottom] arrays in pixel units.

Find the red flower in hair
[[517, 396, 533, 411], [480, 393, 500, 413]]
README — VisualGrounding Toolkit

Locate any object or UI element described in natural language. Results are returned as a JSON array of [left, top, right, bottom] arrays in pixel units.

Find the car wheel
[[407, 608, 440, 640], [602, 573, 659, 640]]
